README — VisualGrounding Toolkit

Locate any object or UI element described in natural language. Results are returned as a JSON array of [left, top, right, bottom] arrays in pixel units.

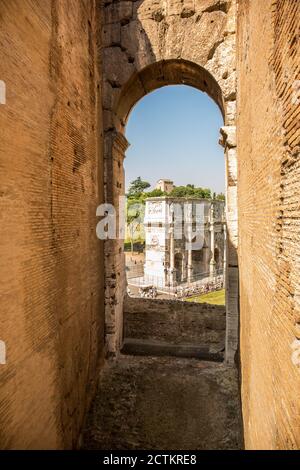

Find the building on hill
[[155, 179, 174, 194]]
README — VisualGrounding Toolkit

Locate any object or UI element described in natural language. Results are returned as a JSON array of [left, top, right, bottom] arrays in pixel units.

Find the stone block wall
[[0, 0, 105, 449], [237, 0, 300, 449], [124, 296, 226, 348]]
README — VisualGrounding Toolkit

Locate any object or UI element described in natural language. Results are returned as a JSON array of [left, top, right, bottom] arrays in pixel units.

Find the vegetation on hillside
[[126, 177, 225, 202]]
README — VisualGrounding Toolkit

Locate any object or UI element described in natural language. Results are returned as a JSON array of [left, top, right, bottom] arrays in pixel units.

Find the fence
[[127, 268, 224, 300]]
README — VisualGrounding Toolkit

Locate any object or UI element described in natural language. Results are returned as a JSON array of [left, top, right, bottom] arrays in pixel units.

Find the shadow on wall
[[226, 231, 239, 365]]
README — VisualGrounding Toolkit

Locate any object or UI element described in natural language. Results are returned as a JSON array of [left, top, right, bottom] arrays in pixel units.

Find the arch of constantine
[[142, 197, 225, 288]]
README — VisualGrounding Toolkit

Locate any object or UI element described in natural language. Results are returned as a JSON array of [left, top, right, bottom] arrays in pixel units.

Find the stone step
[[121, 338, 224, 362]]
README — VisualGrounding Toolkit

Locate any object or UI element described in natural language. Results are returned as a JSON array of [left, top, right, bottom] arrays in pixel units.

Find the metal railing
[[127, 268, 224, 300]]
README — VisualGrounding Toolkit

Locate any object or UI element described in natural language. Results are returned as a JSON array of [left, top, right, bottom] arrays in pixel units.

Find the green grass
[[185, 289, 225, 305]]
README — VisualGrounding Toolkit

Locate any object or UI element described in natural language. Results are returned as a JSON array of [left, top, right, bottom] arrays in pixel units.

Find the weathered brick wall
[[0, 0, 104, 449], [237, 0, 300, 449], [124, 296, 226, 347]]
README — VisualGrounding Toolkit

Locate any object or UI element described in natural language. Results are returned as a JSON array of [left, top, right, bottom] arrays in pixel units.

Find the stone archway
[[102, 0, 238, 362]]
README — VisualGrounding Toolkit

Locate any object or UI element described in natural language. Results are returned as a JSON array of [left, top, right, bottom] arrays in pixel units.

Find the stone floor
[[82, 355, 242, 450]]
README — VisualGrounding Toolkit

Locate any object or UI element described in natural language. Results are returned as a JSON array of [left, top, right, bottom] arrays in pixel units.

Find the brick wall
[[237, 0, 300, 449], [0, 0, 104, 449]]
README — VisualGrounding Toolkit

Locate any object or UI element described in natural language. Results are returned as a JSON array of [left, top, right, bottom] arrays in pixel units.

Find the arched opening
[[125, 84, 225, 299], [115, 59, 225, 131], [103, 60, 238, 362]]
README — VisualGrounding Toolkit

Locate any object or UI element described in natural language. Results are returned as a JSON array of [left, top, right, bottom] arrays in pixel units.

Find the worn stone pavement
[[82, 355, 242, 450]]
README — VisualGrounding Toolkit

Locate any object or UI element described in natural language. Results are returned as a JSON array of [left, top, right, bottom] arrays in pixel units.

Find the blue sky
[[125, 85, 225, 194]]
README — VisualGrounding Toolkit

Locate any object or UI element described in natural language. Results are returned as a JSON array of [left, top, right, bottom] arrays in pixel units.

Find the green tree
[[126, 199, 145, 251], [127, 213, 140, 252], [170, 185, 211, 199], [170, 186, 193, 197], [144, 188, 166, 198], [193, 187, 211, 199], [127, 177, 150, 198]]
